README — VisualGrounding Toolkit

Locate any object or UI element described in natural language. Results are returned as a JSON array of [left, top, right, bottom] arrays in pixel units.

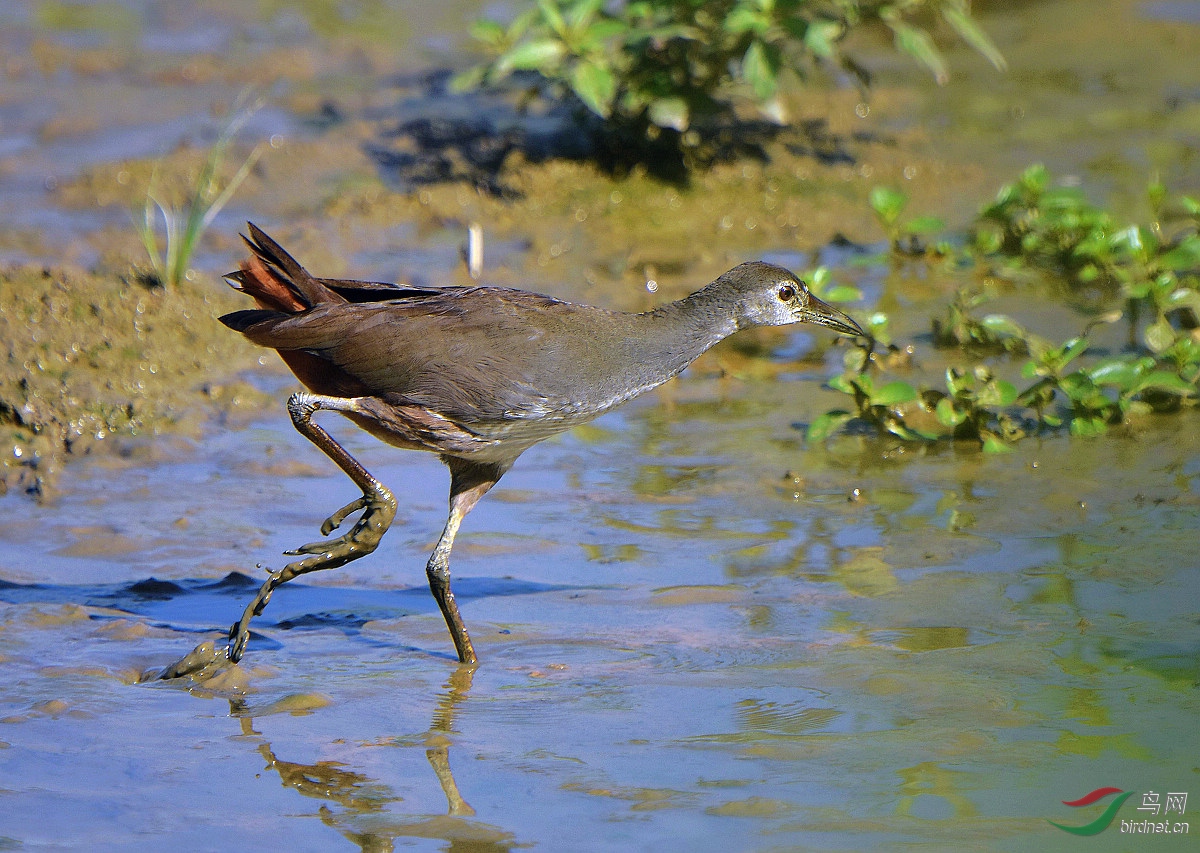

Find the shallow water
[[3, 371, 1198, 851], [2, 0, 1200, 850]]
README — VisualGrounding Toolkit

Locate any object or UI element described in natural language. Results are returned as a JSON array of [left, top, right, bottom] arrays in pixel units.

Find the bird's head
[[720, 261, 865, 337]]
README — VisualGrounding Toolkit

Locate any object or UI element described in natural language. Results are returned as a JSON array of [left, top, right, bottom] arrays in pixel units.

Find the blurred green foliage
[[457, 0, 1003, 167]]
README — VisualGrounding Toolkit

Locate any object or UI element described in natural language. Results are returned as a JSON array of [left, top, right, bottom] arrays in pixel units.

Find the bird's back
[[225, 286, 659, 427]]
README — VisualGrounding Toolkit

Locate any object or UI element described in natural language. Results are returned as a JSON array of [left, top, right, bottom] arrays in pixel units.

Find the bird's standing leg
[[427, 458, 507, 664], [227, 392, 397, 662]]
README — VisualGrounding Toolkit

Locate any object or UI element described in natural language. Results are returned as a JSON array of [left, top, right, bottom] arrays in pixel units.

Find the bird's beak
[[801, 294, 866, 338]]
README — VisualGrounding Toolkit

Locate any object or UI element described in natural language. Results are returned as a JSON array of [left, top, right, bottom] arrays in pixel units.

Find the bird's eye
[[777, 284, 797, 302]]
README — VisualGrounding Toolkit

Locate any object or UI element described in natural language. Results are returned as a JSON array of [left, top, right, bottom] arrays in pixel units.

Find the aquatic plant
[[135, 98, 264, 288], [868, 185, 946, 255], [457, 0, 1004, 167], [810, 169, 1200, 450]]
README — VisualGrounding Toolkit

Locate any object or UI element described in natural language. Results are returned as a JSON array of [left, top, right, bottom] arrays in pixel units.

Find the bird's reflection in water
[[231, 666, 514, 852]]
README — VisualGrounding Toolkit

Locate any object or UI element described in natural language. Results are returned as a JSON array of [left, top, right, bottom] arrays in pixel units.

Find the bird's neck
[[617, 290, 741, 386]]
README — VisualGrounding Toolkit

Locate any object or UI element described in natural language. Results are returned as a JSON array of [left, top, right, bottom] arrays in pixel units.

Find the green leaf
[[869, 186, 907, 226], [871, 381, 918, 407], [822, 284, 864, 303], [1134, 370, 1195, 396], [1088, 358, 1142, 389], [1058, 337, 1090, 367], [1020, 163, 1050, 193], [569, 61, 616, 117], [888, 21, 948, 84], [469, 19, 506, 47], [724, 6, 768, 35], [1160, 242, 1200, 272], [842, 346, 868, 373], [905, 214, 944, 235], [935, 397, 965, 427], [1058, 372, 1096, 401], [981, 434, 1013, 453], [449, 66, 487, 93], [803, 19, 842, 59], [565, 0, 605, 29], [991, 380, 1019, 406], [579, 19, 626, 42], [742, 40, 779, 101], [979, 313, 1025, 339], [828, 374, 856, 395], [941, 7, 1006, 71], [536, 0, 567, 36], [1069, 416, 1107, 438], [497, 39, 566, 73], [807, 411, 853, 442]]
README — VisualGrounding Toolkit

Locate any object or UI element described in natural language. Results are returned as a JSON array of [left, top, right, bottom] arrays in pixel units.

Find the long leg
[[227, 392, 397, 662], [428, 458, 507, 664]]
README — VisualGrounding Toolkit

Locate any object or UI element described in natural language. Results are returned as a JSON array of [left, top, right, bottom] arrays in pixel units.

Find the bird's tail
[[223, 223, 347, 313]]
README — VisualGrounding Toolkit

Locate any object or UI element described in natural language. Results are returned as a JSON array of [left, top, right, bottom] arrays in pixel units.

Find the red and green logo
[[1049, 787, 1134, 836]]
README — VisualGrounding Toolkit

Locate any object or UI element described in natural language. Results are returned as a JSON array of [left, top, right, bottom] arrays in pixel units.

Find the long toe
[[319, 496, 370, 536]]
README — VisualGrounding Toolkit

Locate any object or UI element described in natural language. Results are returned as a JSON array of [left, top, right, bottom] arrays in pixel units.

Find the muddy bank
[[0, 263, 270, 497]]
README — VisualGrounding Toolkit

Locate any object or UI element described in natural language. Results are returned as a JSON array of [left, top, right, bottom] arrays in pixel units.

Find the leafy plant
[[924, 366, 1023, 451], [931, 288, 1028, 353], [808, 367, 922, 442], [458, 0, 1004, 166], [804, 264, 862, 305], [868, 185, 945, 254], [972, 165, 1200, 354], [135, 98, 264, 288], [812, 168, 1200, 451]]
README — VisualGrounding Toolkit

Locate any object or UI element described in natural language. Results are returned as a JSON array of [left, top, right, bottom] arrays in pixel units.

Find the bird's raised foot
[[226, 484, 397, 664], [284, 484, 397, 557]]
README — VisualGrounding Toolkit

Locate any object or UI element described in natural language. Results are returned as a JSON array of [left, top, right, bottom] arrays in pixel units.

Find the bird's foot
[[285, 482, 397, 558], [225, 482, 397, 664]]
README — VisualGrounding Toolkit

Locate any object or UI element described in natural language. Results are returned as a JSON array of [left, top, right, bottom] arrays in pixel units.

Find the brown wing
[[222, 287, 620, 427]]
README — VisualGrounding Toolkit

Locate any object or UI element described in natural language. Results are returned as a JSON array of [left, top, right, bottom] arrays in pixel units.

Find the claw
[[284, 540, 334, 557], [320, 496, 369, 536], [284, 493, 390, 557]]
